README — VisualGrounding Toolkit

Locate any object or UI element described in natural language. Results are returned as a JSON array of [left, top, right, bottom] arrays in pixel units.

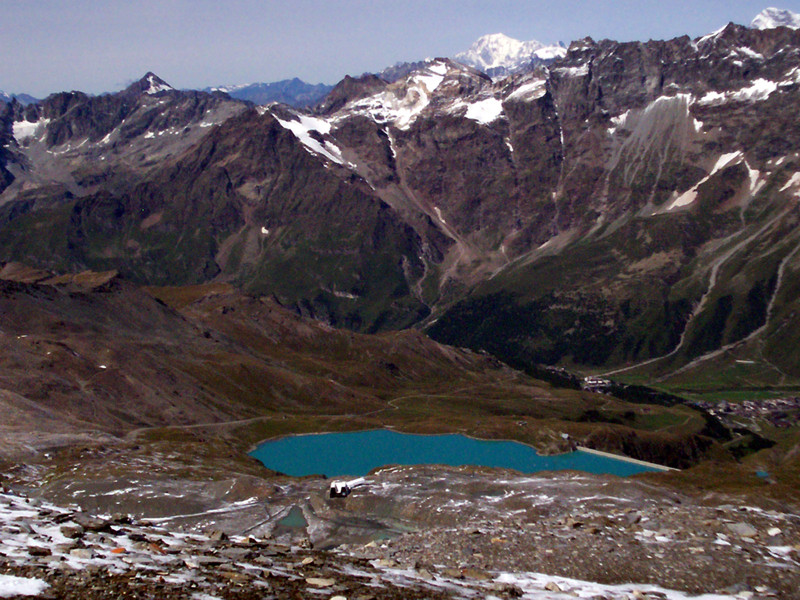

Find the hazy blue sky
[[2, 1, 798, 97]]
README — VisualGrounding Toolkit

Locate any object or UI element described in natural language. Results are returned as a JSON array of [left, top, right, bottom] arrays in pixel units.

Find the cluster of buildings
[[693, 397, 800, 429], [581, 376, 612, 393]]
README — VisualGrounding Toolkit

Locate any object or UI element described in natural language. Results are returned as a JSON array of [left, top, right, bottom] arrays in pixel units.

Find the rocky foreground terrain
[[1, 463, 798, 599]]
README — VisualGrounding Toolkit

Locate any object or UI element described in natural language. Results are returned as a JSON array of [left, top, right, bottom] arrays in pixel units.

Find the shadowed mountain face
[[3, 24, 800, 378], [0, 267, 502, 440]]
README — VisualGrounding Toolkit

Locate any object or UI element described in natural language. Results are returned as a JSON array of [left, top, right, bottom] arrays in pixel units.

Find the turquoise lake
[[250, 430, 660, 478]]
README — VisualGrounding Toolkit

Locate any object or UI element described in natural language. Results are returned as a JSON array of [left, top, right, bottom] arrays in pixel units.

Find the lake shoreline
[[246, 426, 562, 455], [249, 429, 667, 478]]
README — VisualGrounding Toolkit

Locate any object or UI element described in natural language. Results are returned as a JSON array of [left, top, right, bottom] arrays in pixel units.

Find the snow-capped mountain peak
[[454, 33, 566, 77], [144, 73, 173, 95], [123, 72, 173, 97], [751, 7, 800, 29], [456, 33, 543, 70]]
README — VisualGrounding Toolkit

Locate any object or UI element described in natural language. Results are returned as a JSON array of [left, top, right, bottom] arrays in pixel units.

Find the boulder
[[726, 522, 758, 538], [305, 577, 336, 587], [544, 581, 562, 592], [60, 524, 84, 539]]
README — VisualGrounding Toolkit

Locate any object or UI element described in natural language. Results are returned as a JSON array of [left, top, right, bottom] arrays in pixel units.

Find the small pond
[[250, 430, 662, 478]]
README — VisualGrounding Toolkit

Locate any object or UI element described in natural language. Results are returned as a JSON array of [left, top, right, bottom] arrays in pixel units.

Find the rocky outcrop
[[315, 73, 388, 114]]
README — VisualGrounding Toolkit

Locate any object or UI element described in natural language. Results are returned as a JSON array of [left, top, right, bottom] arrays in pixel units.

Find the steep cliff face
[[427, 26, 800, 375], [3, 24, 800, 374]]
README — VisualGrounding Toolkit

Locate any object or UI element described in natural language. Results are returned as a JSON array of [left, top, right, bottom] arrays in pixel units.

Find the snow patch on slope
[[698, 79, 779, 106], [780, 172, 800, 193], [12, 118, 50, 142], [744, 160, 765, 196], [458, 97, 504, 124], [734, 46, 764, 60], [0, 575, 49, 598], [145, 74, 173, 95], [275, 114, 345, 165], [494, 572, 737, 600], [779, 66, 800, 86], [210, 83, 249, 94], [342, 61, 450, 130], [668, 152, 743, 210], [370, 563, 739, 600], [415, 62, 447, 94], [607, 110, 631, 135], [696, 25, 728, 46], [534, 46, 567, 61], [608, 94, 695, 137], [553, 64, 590, 78], [506, 78, 547, 101]]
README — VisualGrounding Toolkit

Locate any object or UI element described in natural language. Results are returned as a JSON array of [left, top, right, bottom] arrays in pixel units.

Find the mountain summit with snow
[[123, 72, 174, 97], [453, 33, 566, 77], [751, 7, 800, 29]]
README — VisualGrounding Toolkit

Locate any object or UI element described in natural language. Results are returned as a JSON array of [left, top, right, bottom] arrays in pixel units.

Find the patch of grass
[[145, 283, 236, 310], [634, 408, 698, 432]]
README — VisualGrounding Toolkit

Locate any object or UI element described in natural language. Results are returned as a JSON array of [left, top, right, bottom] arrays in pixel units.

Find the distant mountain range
[[203, 78, 333, 108], [5, 7, 800, 111], [0, 91, 38, 105], [142, 8, 800, 109], [203, 33, 566, 107]]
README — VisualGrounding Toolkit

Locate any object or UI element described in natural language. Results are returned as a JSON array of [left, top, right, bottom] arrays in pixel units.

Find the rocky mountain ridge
[[4, 20, 800, 380]]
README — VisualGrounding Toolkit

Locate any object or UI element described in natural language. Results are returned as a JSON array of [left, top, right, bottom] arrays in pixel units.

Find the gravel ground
[[2, 465, 798, 599]]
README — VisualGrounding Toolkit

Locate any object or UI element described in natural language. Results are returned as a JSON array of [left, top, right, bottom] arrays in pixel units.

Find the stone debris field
[[1, 464, 799, 599]]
